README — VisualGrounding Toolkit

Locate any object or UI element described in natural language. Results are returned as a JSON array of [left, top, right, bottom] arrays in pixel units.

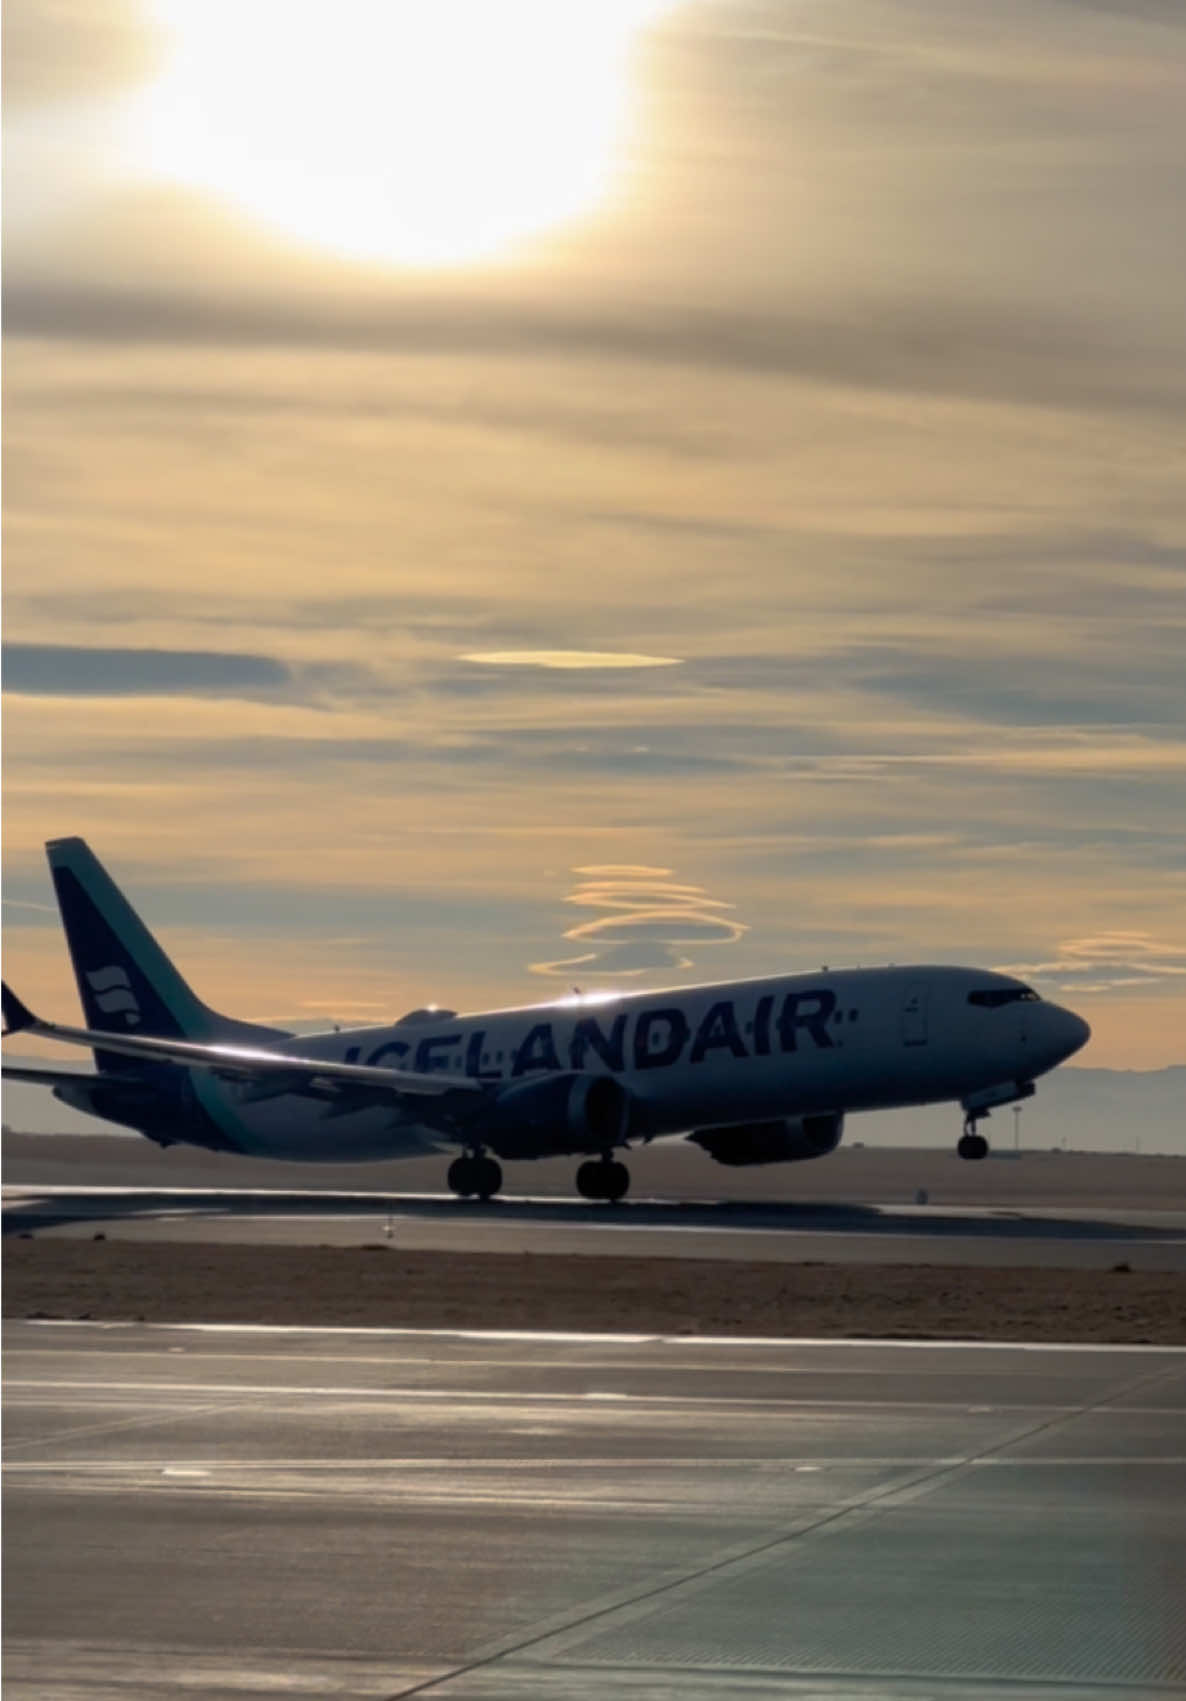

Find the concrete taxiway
[[4, 1323, 1185, 1698]]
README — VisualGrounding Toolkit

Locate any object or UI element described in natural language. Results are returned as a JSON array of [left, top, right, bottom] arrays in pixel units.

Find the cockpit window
[[967, 987, 1040, 1008]]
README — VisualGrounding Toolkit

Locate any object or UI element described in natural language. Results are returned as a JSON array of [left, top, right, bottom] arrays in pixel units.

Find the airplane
[[2, 837, 1091, 1201]]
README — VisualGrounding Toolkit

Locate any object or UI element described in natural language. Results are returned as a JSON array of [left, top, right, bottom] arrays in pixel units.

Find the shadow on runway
[[3, 1187, 1182, 1244]]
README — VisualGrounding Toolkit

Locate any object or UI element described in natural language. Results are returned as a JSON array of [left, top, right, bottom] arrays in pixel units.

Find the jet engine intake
[[689, 1112, 844, 1167], [484, 1072, 632, 1160]]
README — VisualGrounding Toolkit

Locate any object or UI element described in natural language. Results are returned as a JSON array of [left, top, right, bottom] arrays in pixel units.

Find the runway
[[5, 1322, 1186, 1697], [7, 1182, 1186, 1270], [6, 1135, 1186, 1275]]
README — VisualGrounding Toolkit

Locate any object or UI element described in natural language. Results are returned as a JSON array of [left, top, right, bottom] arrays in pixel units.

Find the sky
[[3, 0, 1185, 1071]]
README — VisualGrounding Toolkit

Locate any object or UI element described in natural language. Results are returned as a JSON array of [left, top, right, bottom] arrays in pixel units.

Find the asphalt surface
[[8, 1133, 1186, 1211], [4, 1323, 1185, 1698], [7, 1183, 1186, 1270]]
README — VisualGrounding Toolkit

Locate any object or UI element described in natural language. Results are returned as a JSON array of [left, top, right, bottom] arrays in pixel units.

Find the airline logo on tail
[[85, 965, 142, 1027]]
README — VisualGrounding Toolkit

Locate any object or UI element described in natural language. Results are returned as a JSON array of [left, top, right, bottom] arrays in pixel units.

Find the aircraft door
[[900, 983, 929, 1047]]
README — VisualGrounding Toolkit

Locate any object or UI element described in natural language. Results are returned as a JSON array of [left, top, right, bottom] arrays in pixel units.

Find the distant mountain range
[[852, 1066, 1184, 1155], [3, 1060, 1181, 1154]]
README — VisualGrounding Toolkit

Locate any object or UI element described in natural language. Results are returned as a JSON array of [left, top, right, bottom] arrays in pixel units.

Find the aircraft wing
[[1, 983, 484, 1104]]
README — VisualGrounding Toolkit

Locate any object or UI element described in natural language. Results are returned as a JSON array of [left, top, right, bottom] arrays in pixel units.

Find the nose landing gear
[[447, 1150, 503, 1200], [576, 1156, 630, 1203], [957, 1113, 990, 1161]]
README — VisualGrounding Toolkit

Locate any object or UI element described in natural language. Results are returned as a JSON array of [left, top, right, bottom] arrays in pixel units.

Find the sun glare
[[135, 0, 670, 267]]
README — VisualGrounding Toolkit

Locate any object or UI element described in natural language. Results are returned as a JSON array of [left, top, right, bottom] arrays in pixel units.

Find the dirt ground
[[6, 1238, 1185, 1343]]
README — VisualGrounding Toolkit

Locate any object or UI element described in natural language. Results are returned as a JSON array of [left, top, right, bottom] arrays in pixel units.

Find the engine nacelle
[[688, 1112, 845, 1167], [484, 1072, 632, 1160]]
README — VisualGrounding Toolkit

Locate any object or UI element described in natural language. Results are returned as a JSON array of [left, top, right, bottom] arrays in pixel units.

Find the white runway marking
[[7, 1379, 1181, 1421], [22, 1319, 1186, 1353], [7, 1378, 1084, 1408], [2, 1457, 960, 1472]]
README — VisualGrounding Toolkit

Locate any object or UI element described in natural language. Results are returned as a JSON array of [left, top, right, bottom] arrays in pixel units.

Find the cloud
[[7, 284, 1183, 419], [997, 932, 1186, 995], [2, 0, 159, 109], [530, 864, 748, 978], [461, 650, 681, 670], [6, 0, 1185, 425], [2, 0, 1183, 1070], [847, 651, 1186, 731], [2, 642, 290, 698], [1055, 0, 1185, 26]]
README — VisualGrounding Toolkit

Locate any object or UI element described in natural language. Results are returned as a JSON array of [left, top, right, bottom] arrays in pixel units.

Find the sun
[[133, 0, 671, 267]]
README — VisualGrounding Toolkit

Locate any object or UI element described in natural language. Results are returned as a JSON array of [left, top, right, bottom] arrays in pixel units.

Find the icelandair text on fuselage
[[347, 990, 850, 1078]]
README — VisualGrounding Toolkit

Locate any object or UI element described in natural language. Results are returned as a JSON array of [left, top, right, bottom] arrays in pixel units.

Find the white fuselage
[[192, 965, 1088, 1161]]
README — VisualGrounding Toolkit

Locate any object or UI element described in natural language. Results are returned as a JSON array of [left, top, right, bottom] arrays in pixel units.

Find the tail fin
[[46, 837, 287, 1069]]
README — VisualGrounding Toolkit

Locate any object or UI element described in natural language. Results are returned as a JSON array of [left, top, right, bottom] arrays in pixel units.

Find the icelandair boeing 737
[[3, 838, 1091, 1201]]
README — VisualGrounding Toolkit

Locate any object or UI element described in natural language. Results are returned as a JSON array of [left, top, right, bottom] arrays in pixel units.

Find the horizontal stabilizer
[[2, 982, 38, 1038], [2, 1062, 100, 1088]]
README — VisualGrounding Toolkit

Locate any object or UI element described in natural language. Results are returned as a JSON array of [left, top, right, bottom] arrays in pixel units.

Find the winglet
[[2, 982, 39, 1038]]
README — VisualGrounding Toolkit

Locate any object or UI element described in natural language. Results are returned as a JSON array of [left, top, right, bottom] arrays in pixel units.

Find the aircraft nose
[[1052, 1005, 1091, 1061]]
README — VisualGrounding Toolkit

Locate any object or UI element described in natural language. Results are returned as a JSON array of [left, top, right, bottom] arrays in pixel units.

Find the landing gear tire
[[958, 1131, 989, 1161], [576, 1157, 630, 1203], [576, 1160, 605, 1201], [448, 1153, 503, 1199], [473, 1155, 502, 1200], [447, 1156, 474, 1198], [600, 1160, 630, 1203]]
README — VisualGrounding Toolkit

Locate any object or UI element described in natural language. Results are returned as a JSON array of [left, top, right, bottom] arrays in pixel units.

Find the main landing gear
[[957, 1113, 990, 1161], [447, 1151, 503, 1200], [576, 1156, 630, 1203]]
